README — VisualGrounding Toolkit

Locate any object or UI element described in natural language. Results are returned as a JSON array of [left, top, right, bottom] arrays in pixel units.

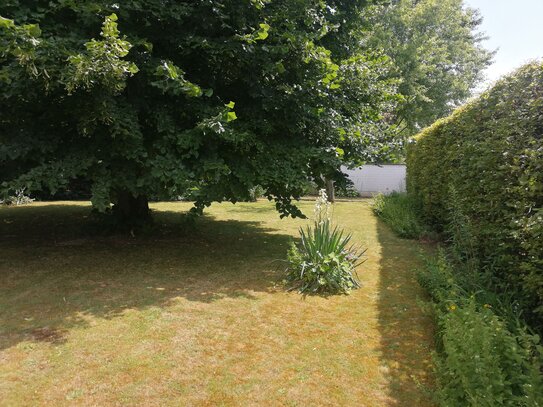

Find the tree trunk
[[325, 178, 335, 203], [112, 191, 151, 228]]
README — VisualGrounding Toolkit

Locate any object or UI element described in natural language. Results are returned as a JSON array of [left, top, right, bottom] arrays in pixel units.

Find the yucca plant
[[285, 190, 366, 294]]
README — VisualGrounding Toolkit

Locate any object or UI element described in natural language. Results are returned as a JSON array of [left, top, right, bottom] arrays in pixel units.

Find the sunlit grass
[[0, 200, 434, 406]]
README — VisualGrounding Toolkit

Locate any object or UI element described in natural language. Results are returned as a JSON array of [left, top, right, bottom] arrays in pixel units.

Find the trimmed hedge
[[407, 62, 543, 331]]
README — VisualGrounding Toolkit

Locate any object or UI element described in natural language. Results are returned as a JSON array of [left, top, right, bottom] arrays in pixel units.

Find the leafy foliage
[[0, 187, 34, 206], [248, 185, 266, 202], [334, 179, 360, 198], [437, 301, 543, 407], [372, 192, 426, 239], [285, 190, 365, 294], [0, 0, 401, 221], [418, 252, 543, 407], [286, 220, 364, 294], [367, 0, 494, 133], [407, 62, 543, 331]]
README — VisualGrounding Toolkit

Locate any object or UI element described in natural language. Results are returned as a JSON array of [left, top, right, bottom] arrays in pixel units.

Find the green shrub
[[285, 190, 365, 294], [372, 192, 425, 239], [418, 251, 543, 407], [417, 249, 468, 308], [0, 188, 34, 206], [335, 183, 360, 198], [419, 250, 513, 320], [436, 301, 543, 407], [248, 185, 266, 202], [285, 220, 365, 294], [407, 62, 543, 330]]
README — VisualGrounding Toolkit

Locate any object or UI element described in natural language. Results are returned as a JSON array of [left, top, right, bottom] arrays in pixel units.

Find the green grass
[[0, 200, 435, 406]]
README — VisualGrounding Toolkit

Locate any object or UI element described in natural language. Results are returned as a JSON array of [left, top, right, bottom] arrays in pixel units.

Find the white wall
[[342, 165, 406, 197]]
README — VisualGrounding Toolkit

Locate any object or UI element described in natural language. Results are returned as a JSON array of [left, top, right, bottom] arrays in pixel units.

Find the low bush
[[285, 190, 365, 294], [419, 251, 543, 407], [0, 188, 34, 206], [335, 183, 360, 198], [372, 192, 426, 239], [248, 185, 266, 202], [285, 220, 365, 294], [436, 301, 543, 407]]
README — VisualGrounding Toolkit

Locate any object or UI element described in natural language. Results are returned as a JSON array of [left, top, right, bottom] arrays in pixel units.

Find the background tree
[[0, 0, 399, 224], [367, 0, 494, 134]]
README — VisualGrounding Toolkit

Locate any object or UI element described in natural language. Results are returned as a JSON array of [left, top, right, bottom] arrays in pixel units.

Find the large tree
[[367, 0, 494, 134], [0, 0, 399, 224]]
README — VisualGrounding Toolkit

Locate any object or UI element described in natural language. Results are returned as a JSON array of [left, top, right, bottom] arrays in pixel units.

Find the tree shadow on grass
[[0, 204, 292, 351], [375, 219, 436, 406]]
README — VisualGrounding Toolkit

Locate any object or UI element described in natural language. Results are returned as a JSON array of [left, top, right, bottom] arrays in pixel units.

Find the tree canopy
[[367, 0, 494, 133], [0, 0, 400, 222]]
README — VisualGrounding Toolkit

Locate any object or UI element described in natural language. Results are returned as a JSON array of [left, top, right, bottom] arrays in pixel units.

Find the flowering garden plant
[[285, 190, 366, 294]]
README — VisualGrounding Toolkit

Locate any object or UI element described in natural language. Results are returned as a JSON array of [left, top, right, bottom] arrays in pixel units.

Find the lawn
[[0, 200, 434, 406]]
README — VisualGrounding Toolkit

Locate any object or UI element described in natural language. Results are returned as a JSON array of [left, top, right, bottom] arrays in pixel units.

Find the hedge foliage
[[407, 62, 543, 331]]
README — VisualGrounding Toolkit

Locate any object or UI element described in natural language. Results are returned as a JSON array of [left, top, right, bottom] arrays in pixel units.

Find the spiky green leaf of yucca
[[286, 220, 366, 294]]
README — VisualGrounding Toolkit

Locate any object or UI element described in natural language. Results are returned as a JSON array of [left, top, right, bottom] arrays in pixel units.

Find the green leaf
[[0, 16, 14, 29], [25, 24, 41, 37], [226, 111, 237, 122], [256, 23, 270, 40], [127, 63, 139, 74]]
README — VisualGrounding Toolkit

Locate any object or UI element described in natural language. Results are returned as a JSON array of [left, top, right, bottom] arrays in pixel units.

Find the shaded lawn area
[[0, 200, 434, 406]]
